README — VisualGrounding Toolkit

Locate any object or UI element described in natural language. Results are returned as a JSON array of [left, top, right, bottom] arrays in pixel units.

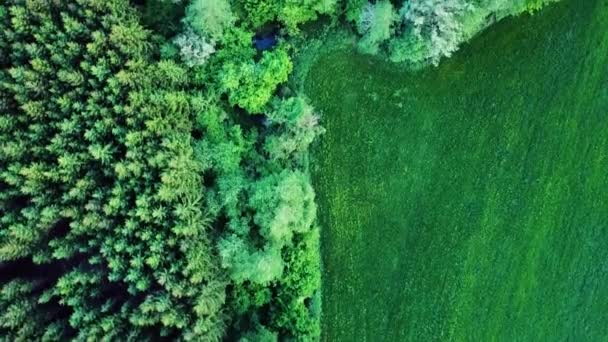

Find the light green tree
[[357, 0, 398, 54]]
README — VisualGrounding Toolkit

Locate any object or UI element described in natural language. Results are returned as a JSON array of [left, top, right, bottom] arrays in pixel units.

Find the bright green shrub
[[218, 169, 321, 340], [266, 227, 321, 338], [523, 0, 561, 12], [239, 0, 338, 32], [388, 32, 433, 65], [219, 170, 316, 283], [280, 0, 339, 33], [345, 0, 368, 23], [239, 0, 280, 29], [219, 236, 285, 284], [239, 325, 279, 342], [251, 170, 316, 246], [220, 48, 293, 113]]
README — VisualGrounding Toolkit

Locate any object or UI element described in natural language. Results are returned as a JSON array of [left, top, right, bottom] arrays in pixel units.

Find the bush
[[239, 0, 338, 32]]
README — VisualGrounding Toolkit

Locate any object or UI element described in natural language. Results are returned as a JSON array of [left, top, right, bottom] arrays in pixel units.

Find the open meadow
[[306, 0, 608, 340]]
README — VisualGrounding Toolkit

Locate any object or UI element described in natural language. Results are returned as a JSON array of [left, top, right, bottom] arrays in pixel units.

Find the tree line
[[347, 0, 560, 67]]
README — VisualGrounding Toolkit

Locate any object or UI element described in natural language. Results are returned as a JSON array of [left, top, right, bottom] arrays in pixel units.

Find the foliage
[[348, 0, 561, 67], [345, 0, 368, 23], [280, 0, 339, 33], [388, 31, 434, 66], [218, 168, 317, 284], [239, 325, 278, 342], [0, 0, 322, 340], [356, 0, 398, 55], [239, 0, 338, 33], [138, 0, 186, 37], [0, 1, 231, 340], [220, 48, 293, 113], [184, 0, 235, 42], [218, 169, 321, 339], [264, 96, 325, 166], [266, 227, 321, 338], [0, 0, 566, 340], [524, 0, 561, 12], [389, 0, 475, 65], [173, 28, 216, 67]]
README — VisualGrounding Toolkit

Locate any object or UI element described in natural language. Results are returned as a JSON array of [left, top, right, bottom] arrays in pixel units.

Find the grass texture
[[305, 0, 608, 340]]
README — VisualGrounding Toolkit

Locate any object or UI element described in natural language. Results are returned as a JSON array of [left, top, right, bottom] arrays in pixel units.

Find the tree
[[220, 48, 293, 113], [173, 28, 216, 67], [386, 0, 560, 66], [357, 0, 398, 55], [1, 0, 324, 340], [390, 0, 475, 66], [250, 170, 316, 246], [345, 0, 368, 23], [280, 0, 339, 33], [218, 236, 285, 284], [238, 0, 338, 32], [0, 1, 226, 339], [240, 325, 278, 342], [218, 170, 316, 283], [524, 0, 560, 12], [264, 96, 325, 166], [184, 0, 234, 42]]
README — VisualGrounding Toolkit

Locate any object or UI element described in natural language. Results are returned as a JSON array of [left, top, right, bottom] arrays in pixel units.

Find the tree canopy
[[0, 0, 562, 340]]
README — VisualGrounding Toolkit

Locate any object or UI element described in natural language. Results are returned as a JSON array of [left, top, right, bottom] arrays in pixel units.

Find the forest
[[1, 0, 599, 341]]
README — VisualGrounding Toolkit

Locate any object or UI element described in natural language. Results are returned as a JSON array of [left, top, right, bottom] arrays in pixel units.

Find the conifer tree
[[0, 1, 225, 339]]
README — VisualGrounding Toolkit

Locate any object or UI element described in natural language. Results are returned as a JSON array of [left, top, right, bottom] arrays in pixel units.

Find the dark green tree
[[0, 1, 225, 339]]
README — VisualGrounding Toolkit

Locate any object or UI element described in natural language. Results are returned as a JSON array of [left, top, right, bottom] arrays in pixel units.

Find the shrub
[[345, 0, 368, 23], [239, 0, 338, 32], [219, 170, 316, 283]]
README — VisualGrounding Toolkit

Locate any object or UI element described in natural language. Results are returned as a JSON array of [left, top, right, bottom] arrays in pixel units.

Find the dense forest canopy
[[0, 0, 558, 340]]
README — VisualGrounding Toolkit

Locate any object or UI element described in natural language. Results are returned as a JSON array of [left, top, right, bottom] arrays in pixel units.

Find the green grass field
[[305, 0, 608, 340]]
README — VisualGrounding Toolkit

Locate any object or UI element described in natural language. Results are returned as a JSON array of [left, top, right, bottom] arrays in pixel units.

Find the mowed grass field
[[305, 0, 608, 340]]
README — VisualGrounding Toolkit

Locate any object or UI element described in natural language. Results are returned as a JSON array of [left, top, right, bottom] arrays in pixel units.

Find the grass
[[304, 0, 608, 340]]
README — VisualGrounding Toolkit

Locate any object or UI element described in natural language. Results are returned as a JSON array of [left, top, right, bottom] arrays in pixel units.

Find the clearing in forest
[[305, 0, 608, 340]]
